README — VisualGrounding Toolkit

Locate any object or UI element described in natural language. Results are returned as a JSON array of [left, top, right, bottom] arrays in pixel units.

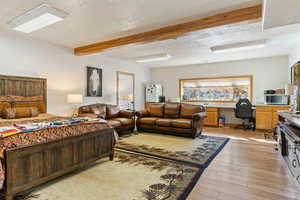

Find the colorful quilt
[[0, 117, 107, 138]]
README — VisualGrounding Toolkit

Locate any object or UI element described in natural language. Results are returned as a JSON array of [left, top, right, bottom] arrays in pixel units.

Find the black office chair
[[234, 98, 255, 131]]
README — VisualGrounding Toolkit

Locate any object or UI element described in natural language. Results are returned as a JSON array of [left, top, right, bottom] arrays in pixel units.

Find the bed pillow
[[0, 103, 11, 118], [2, 108, 16, 119], [2, 107, 39, 119]]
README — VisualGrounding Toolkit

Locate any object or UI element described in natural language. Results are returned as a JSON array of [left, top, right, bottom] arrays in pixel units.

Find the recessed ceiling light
[[211, 40, 266, 53], [136, 53, 171, 63], [8, 4, 68, 33]]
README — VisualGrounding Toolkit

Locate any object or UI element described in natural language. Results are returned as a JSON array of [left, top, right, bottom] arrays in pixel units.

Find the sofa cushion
[[119, 110, 135, 118], [106, 105, 120, 119], [91, 104, 106, 119], [156, 118, 173, 127], [140, 117, 159, 125], [78, 113, 99, 118], [114, 118, 133, 126], [164, 103, 180, 118], [180, 104, 202, 119], [107, 120, 122, 128], [79, 105, 92, 113], [149, 104, 164, 117], [171, 119, 192, 129]]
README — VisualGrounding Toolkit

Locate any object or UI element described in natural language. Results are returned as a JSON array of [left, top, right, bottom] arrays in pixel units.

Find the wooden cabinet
[[256, 106, 290, 130], [272, 112, 279, 128], [204, 107, 219, 126], [256, 110, 273, 130], [272, 106, 290, 128]]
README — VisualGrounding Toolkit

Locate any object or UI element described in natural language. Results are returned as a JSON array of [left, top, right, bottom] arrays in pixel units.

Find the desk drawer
[[205, 107, 218, 112], [256, 106, 273, 112]]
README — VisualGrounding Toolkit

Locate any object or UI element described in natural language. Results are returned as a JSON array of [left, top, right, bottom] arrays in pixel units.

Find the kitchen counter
[[279, 111, 300, 131]]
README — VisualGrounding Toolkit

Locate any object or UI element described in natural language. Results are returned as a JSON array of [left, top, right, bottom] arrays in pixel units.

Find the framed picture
[[87, 66, 102, 97]]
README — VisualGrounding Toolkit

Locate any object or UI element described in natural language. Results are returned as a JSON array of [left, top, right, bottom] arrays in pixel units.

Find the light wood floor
[[188, 127, 300, 200]]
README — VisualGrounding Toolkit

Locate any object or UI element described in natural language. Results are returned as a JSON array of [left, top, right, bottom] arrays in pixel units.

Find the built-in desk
[[145, 102, 290, 129], [188, 103, 290, 129], [186, 103, 253, 127]]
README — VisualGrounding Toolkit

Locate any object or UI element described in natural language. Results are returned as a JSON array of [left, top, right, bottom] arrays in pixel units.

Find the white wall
[[151, 56, 289, 104], [0, 30, 150, 116], [289, 41, 300, 66], [289, 41, 300, 82]]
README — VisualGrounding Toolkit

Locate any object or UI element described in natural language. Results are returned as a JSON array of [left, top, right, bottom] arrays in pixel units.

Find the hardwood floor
[[188, 127, 300, 200]]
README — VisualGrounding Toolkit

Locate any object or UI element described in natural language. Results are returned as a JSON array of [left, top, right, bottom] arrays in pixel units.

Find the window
[[179, 76, 252, 102]]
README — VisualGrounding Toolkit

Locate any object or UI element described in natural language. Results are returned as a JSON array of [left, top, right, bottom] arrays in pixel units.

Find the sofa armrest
[[78, 113, 99, 118], [136, 110, 149, 118], [192, 112, 207, 120], [119, 110, 135, 118]]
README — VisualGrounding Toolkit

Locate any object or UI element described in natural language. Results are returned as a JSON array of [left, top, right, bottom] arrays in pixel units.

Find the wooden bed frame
[[4, 129, 114, 200], [0, 75, 47, 113], [0, 75, 115, 200]]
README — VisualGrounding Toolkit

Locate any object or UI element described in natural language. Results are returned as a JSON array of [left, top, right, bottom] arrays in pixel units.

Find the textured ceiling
[[102, 22, 300, 67], [263, 0, 300, 29], [1, 0, 299, 68], [0, 0, 260, 47]]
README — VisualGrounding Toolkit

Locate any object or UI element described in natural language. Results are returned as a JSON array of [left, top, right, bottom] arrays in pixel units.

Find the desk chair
[[234, 98, 255, 131]]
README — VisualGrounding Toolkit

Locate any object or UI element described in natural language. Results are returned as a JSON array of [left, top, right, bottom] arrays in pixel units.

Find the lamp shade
[[123, 94, 133, 101], [67, 94, 83, 104]]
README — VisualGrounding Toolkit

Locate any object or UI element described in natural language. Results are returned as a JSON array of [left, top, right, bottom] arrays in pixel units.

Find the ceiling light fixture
[[136, 53, 171, 63], [211, 40, 266, 53], [8, 4, 68, 33]]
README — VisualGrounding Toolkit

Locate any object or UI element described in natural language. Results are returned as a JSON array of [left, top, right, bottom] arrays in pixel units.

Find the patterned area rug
[[117, 133, 229, 168], [2, 133, 228, 200], [8, 151, 202, 200]]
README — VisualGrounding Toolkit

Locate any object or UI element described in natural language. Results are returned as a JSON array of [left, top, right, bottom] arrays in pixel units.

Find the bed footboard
[[4, 128, 114, 200]]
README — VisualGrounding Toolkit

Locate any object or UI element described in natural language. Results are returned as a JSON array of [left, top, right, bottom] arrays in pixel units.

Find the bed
[[0, 75, 115, 200]]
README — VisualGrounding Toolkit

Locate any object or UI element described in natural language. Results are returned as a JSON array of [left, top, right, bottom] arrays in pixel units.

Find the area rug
[[117, 133, 229, 168], [7, 151, 202, 200]]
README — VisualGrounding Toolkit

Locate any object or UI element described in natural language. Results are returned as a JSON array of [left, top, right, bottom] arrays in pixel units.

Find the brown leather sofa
[[78, 104, 135, 133], [136, 103, 207, 138]]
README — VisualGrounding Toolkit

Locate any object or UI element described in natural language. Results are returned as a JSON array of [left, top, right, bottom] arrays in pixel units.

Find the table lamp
[[67, 94, 83, 117], [123, 94, 133, 110]]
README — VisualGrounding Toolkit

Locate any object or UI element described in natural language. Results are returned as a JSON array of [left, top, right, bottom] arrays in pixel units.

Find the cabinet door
[[272, 112, 279, 128], [204, 111, 219, 126], [256, 111, 273, 130]]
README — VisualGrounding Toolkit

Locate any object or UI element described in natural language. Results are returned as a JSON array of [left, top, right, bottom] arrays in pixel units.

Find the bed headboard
[[0, 75, 47, 113]]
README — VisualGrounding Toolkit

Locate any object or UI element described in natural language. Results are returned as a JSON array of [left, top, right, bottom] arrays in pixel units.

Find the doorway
[[117, 71, 135, 110]]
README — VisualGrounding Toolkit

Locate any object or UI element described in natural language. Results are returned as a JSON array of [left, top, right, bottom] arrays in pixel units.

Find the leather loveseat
[[136, 103, 207, 138], [78, 104, 135, 133]]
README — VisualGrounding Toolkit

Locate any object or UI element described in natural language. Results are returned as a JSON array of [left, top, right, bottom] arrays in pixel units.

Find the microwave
[[264, 94, 289, 105]]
